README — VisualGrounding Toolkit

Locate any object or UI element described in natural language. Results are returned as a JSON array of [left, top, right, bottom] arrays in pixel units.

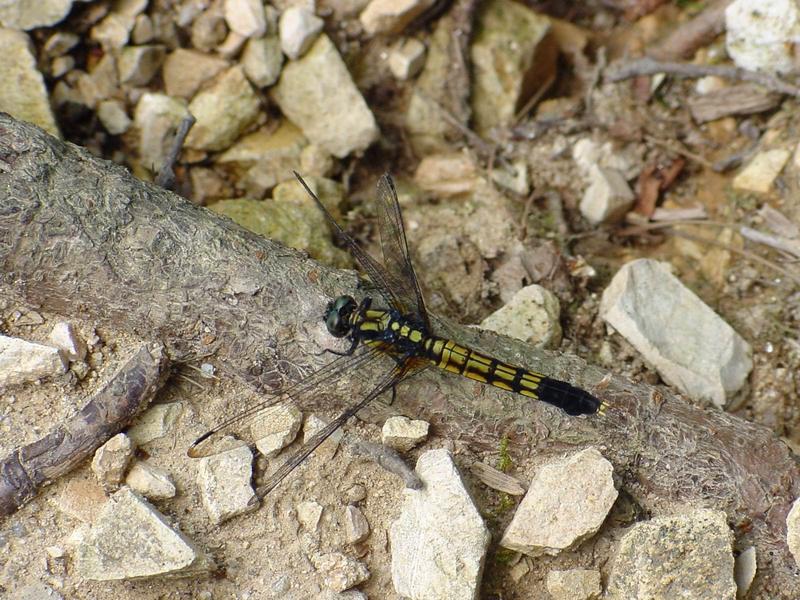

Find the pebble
[[304, 414, 344, 462], [97, 99, 132, 135], [125, 461, 177, 500], [0, 334, 66, 387], [359, 0, 437, 36], [126, 402, 184, 445], [297, 500, 324, 531], [500, 448, 616, 557], [117, 45, 166, 86], [344, 505, 370, 544], [479, 284, 562, 348], [91, 433, 134, 488], [734, 546, 757, 598], [279, 6, 324, 60], [196, 445, 257, 524], [134, 92, 191, 172], [0, 0, 74, 30], [786, 496, 800, 567], [732, 149, 790, 193], [250, 402, 303, 457], [546, 568, 602, 600], [579, 165, 634, 225], [726, 0, 800, 74], [600, 258, 753, 407], [242, 35, 284, 87], [48, 321, 87, 362], [381, 415, 429, 452], [224, 0, 267, 38], [90, 12, 135, 49], [388, 37, 426, 80], [162, 48, 229, 99]]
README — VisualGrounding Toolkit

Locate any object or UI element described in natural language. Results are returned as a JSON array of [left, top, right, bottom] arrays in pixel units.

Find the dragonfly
[[189, 172, 603, 499]]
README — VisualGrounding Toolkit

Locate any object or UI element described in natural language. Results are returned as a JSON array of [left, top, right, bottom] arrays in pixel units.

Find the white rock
[[726, 0, 800, 75], [251, 402, 303, 457], [125, 461, 177, 500], [74, 487, 211, 580], [92, 433, 134, 488], [501, 448, 616, 557], [479, 284, 562, 348], [312, 551, 370, 593], [76, 54, 118, 109], [297, 500, 324, 531], [126, 402, 184, 445], [734, 546, 757, 598], [304, 413, 344, 462], [546, 568, 602, 600], [196, 445, 257, 524], [50, 54, 74, 78], [388, 37, 426, 80], [116, 0, 148, 18], [185, 66, 261, 151], [607, 509, 736, 599], [786, 496, 800, 567], [97, 100, 132, 135], [0, 29, 60, 137], [272, 34, 379, 158], [571, 137, 639, 178], [43, 31, 79, 56], [91, 12, 135, 49], [0, 334, 66, 387], [117, 44, 166, 86], [242, 35, 284, 87], [599, 259, 753, 406], [359, 0, 436, 36], [279, 6, 324, 60], [345, 505, 370, 544], [390, 449, 490, 600], [132, 13, 154, 44], [0, 0, 74, 29], [732, 149, 790, 193], [381, 415, 429, 452], [224, 0, 267, 38], [579, 166, 634, 225], [162, 48, 228, 99], [300, 143, 334, 176], [134, 93, 190, 172], [48, 322, 87, 361]]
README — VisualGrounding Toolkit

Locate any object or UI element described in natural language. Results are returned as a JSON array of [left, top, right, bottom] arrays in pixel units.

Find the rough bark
[[0, 114, 798, 596]]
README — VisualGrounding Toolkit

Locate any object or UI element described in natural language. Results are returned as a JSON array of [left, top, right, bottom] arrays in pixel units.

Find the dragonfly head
[[325, 295, 357, 337]]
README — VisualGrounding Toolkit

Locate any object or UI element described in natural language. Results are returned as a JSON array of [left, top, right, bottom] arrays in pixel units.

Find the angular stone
[[787, 496, 800, 567], [480, 284, 562, 348], [97, 100, 132, 135], [607, 509, 736, 599], [126, 402, 184, 445], [250, 402, 303, 457], [196, 445, 257, 524], [162, 48, 228, 99], [279, 6, 324, 60], [381, 416, 429, 452], [579, 166, 634, 225], [726, 0, 800, 75], [311, 550, 370, 593], [224, 0, 267, 38], [304, 414, 344, 462], [390, 449, 490, 600], [732, 149, 790, 193], [0, 334, 66, 387], [134, 92, 191, 173], [297, 500, 324, 531], [0, 0, 74, 29], [734, 546, 757, 598], [272, 34, 378, 158], [118, 45, 166, 86], [413, 153, 480, 196], [125, 461, 177, 500], [388, 37, 426, 80], [92, 433, 134, 487], [501, 448, 616, 557], [91, 12, 135, 49], [599, 259, 753, 406], [0, 29, 60, 137], [345, 505, 370, 544], [185, 66, 261, 151], [242, 35, 283, 87], [359, 0, 436, 35], [74, 487, 211, 580], [52, 478, 108, 523], [76, 54, 118, 109], [546, 568, 602, 600], [471, 0, 557, 134]]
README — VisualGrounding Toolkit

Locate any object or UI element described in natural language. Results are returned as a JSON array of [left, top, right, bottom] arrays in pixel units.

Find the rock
[[734, 546, 757, 598], [388, 37, 426, 80], [74, 487, 212, 580], [304, 413, 344, 462], [546, 568, 602, 600], [91, 12, 135, 49], [359, 0, 436, 36], [490, 159, 529, 195], [606, 509, 736, 599], [191, 5, 228, 52], [500, 448, 616, 557], [126, 402, 184, 445], [0, 334, 66, 387], [97, 99, 132, 135], [787, 496, 800, 567], [571, 137, 640, 179], [381, 416, 429, 452], [300, 143, 334, 177], [118, 45, 166, 86], [91, 433, 134, 488], [185, 66, 261, 151], [0, 0, 74, 29], [116, 0, 148, 18], [196, 445, 257, 524], [47, 321, 87, 362], [43, 30, 79, 56], [480, 284, 562, 348], [345, 505, 370, 544], [732, 149, 790, 193], [471, 0, 557, 134], [279, 6, 324, 60], [726, 0, 800, 75], [133, 92, 191, 173], [132, 13, 154, 44], [414, 153, 481, 196], [390, 449, 490, 600], [162, 48, 228, 99], [579, 166, 635, 225], [0, 29, 60, 137], [250, 402, 303, 457], [76, 54, 118, 109], [311, 551, 370, 593], [53, 478, 108, 523], [125, 461, 177, 500], [242, 35, 283, 87], [224, 0, 267, 38], [272, 34, 379, 158], [599, 259, 753, 407], [297, 500, 324, 531]]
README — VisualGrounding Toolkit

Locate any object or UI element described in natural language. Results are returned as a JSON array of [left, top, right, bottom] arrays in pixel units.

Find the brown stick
[[648, 0, 732, 60], [0, 344, 169, 516], [1, 114, 799, 596]]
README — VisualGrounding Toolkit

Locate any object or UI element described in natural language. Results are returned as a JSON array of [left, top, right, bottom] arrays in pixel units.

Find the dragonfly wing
[[188, 344, 387, 458], [374, 174, 430, 329]]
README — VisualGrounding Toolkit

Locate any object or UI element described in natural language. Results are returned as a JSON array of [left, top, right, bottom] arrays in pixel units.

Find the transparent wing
[[374, 174, 430, 329], [188, 344, 387, 458]]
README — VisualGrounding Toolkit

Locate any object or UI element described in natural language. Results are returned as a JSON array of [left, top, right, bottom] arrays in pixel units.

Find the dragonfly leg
[[325, 336, 360, 357]]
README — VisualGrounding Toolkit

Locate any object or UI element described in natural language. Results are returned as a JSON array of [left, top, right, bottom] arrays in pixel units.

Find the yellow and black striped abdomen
[[422, 337, 601, 416]]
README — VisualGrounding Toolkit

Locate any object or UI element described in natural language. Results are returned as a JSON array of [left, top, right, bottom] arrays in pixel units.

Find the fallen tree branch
[[0, 114, 798, 595]]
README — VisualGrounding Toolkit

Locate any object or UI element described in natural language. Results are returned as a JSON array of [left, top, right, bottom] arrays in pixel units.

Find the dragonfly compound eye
[[325, 295, 356, 337]]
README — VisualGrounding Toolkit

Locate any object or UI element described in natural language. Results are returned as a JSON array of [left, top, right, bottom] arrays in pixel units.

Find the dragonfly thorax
[[325, 295, 357, 337]]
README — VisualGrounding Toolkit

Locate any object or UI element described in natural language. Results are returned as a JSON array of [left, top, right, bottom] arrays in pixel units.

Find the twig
[[648, 0, 732, 60], [645, 135, 714, 170], [605, 57, 800, 98], [155, 114, 196, 190], [0, 344, 169, 516]]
